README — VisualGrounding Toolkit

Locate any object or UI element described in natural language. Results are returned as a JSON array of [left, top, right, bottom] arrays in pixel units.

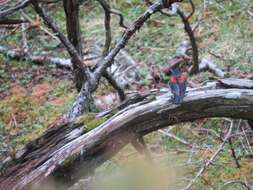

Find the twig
[[94, 0, 166, 80], [194, 128, 222, 141], [187, 144, 196, 164], [20, 10, 60, 42], [219, 180, 251, 190], [0, 18, 29, 25], [228, 138, 240, 168], [181, 120, 234, 190], [97, 0, 127, 30], [0, 25, 21, 41], [186, 0, 195, 20], [208, 50, 226, 62], [158, 129, 198, 148], [242, 124, 253, 153], [0, 0, 30, 19], [110, 10, 128, 29], [247, 10, 253, 17]]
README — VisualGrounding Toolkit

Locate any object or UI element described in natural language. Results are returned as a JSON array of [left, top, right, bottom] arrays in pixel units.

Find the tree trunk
[[63, 0, 85, 92], [64, 82, 97, 121]]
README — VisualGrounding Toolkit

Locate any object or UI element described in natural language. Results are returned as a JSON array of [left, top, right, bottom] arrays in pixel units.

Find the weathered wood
[[0, 80, 253, 190], [0, 45, 73, 69], [199, 58, 225, 78], [218, 78, 253, 89]]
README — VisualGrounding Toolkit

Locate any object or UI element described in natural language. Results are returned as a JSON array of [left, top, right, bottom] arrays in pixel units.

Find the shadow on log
[[0, 79, 253, 190]]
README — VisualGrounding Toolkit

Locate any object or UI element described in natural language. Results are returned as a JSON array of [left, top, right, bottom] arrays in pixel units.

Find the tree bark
[[63, 0, 82, 55], [0, 79, 253, 190], [63, 0, 86, 92]]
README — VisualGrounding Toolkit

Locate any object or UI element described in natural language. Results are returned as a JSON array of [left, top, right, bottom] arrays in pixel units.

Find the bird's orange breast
[[178, 74, 186, 84], [170, 76, 177, 83]]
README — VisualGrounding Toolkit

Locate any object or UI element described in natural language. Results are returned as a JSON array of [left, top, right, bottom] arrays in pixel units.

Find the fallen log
[[0, 79, 253, 190], [0, 44, 140, 88]]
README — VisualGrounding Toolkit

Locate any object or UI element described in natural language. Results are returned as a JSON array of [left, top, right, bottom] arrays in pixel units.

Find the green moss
[[75, 113, 107, 132], [61, 153, 80, 169]]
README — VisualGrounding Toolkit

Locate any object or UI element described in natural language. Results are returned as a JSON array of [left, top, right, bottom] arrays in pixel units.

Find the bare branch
[[103, 71, 126, 101], [20, 10, 60, 42], [63, 0, 83, 55], [94, 0, 165, 81], [30, 0, 85, 71], [218, 78, 253, 89], [177, 7, 199, 74], [181, 121, 234, 190], [158, 129, 199, 148], [219, 180, 251, 190], [0, 18, 29, 25], [97, 0, 126, 102], [0, 0, 30, 19], [228, 138, 240, 168], [110, 9, 127, 29], [0, 44, 72, 69], [97, 0, 112, 56], [186, 0, 195, 20], [199, 58, 225, 78]]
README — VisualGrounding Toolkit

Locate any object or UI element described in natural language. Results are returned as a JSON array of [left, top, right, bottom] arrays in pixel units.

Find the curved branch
[[110, 9, 127, 29], [0, 81, 253, 189], [177, 8, 199, 74], [97, 0, 112, 56], [97, 0, 126, 101], [65, 0, 169, 119], [94, 0, 165, 81], [186, 0, 195, 20]]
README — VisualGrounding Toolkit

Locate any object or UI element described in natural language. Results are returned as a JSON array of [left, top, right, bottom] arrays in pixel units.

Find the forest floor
[[0, 0, 253, 189]]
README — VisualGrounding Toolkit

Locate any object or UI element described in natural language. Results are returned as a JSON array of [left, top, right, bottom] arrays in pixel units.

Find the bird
[[169, 67, 187, 104], [161, 57, 188, 104]]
